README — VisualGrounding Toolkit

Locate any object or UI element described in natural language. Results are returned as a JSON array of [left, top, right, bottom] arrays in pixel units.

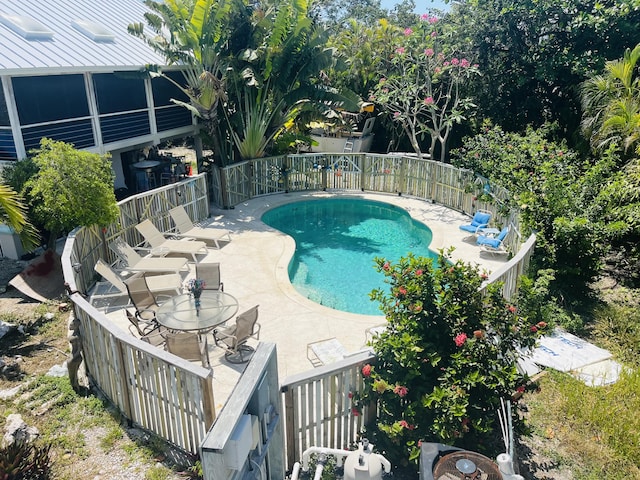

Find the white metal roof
[[0, 0, 169, 76]]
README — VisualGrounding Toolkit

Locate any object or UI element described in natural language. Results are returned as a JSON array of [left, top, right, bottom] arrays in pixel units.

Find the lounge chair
[[165, 332, 211, 367], [169, 206, 231, 249], [135, 219, 208, 262], [476, 226, 510, 254], [459, 210, 492, 235], [213, 305, 260, 363], [94, 259, 181, 297], [195, 262, 224, 291], [109, 238, 189, 274], [307, 338, 348, 367]]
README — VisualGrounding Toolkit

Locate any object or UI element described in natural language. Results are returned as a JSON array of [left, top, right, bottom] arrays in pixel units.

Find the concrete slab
[[103, 191, 513, 406]]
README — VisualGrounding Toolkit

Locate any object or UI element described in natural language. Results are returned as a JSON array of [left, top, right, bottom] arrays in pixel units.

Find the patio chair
[[125, 310, 167, 347], [94, 259, 181, 297], [135, 219, 208, 262], [476, 226, 510, 254], [123, 275, 169, 323], [195, 262, 224, 292], [109, 237, 189, 274], [212, 305, 260, 364], [165, 332, 211, 367], [169, 206, 231, 249], [459, 210, 492, 235]]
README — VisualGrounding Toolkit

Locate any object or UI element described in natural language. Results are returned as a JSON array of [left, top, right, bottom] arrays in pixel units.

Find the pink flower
[[399, 420, 415, 430], [404, 28, 413, 36], [394, 385, 408, 397], [434, 67, 441, 74], [537, 321, 548, 329], [480, 273, 488, 280], [530, 326, 538, 333], [380, 77, 386, 84], [351, 407, 360, 416], [454, 333, 467, 347], [398, 286, 407, 296], [443, 61, 450, 67], [396, 47, 405, 54], [424, 48, 434, 57], [362, 364, 372, 377], [420, 13, 429, 20], [451, 58, 459, 65], [431, 31, 437, 38], [429, 16, 438, 24], [348, 391, 353, 399], [415, 269, 423, 276], [424, 96, 434, 105], [507, 305, 517, 313], [383, 262, 390, 271], [461, 58, 470, 68], [382, 88, 389, 93], [393, 111, 400, 118], [516, 386, 526, 393]]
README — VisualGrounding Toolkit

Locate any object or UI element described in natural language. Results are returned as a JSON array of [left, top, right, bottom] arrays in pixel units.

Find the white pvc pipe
[[290, 462, 301, 480], [313, 463, 325, 480], [301, 446, 353, 472]]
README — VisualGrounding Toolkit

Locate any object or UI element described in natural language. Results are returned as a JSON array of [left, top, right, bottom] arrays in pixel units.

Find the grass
[[523, 285, 640, 479]]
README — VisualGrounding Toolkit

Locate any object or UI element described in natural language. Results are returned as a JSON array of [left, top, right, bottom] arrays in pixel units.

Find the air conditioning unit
[[419, 443, 509, 480]]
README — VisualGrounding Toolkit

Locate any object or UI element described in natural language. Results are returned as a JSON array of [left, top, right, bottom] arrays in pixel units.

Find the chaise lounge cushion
[[459, 211, 492, 233]]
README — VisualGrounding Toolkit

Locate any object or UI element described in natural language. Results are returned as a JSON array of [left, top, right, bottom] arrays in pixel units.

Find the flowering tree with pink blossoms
[[351, 250, 545, 473], [371, 15, 480, 160]]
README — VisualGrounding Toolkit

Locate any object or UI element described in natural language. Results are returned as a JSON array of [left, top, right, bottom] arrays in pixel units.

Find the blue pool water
[[261, 198, 437, 315]]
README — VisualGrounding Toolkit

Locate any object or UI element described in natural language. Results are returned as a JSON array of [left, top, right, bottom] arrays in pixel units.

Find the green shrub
[[353, 251, 546, 472]]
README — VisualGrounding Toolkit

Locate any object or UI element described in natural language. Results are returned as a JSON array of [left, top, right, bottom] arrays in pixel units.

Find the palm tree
[[128, 0, 233, 164], [581, 43, 640, 158], [225, 0, 360, 159], [0, 183, 39, 252]]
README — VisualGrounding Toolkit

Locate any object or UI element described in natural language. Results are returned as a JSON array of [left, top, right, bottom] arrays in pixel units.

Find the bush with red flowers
[[352, 249, 544, 470]]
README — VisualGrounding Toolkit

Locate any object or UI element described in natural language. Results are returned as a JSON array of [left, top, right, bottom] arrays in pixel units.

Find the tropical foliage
[[371, 15, 479, 160], [0, 182, 39, 253], [352, 251, 544, 473], [581, 43, 640, 159]]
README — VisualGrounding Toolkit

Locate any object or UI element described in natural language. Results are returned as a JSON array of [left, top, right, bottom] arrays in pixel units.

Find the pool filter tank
[[343, 440, 385, 480]]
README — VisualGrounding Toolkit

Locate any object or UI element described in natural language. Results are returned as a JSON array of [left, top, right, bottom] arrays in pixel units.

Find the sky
[[380, 0, 451, 13]]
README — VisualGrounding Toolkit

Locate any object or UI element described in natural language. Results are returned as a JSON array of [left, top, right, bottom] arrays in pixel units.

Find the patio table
[[156, 291, 239, 334]]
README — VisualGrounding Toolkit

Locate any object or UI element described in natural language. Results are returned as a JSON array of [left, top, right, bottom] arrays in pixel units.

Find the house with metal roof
[[0, 0, 198, 194]]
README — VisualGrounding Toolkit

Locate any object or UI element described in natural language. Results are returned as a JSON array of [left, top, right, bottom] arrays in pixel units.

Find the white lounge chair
[[135, 219, 208, 262], [94, 259, 181, 297], [169, 206, 231, 249], [109, 238, 189, 274]]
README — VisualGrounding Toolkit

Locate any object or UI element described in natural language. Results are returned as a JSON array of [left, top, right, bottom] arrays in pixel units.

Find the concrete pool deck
[[106, 191, 511, 409]]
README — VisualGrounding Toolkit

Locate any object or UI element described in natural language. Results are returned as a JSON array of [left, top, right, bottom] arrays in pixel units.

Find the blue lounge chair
[[476, 226, 509, 253], [459, 210, 492, 234]]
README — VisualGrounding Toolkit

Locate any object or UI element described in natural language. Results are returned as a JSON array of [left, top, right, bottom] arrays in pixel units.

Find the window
[[152, 71, 190, 106], [71, 19, 115, 42], [93, 73, 147, 115], [13, 75, 89, 125], [0, 87, 10, 126], [0, 13, 53, 40]]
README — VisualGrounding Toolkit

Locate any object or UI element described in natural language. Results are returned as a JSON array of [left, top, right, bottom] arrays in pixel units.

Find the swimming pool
[[261, 198, 437, 315]]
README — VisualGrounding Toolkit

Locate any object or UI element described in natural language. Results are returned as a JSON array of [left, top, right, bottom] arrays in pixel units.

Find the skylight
[[0, 13, 54, 40], [71, 19, 115, 42]]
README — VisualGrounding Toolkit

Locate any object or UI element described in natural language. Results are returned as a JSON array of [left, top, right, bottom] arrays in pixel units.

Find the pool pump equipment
[[290, 439, 391, 480]]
